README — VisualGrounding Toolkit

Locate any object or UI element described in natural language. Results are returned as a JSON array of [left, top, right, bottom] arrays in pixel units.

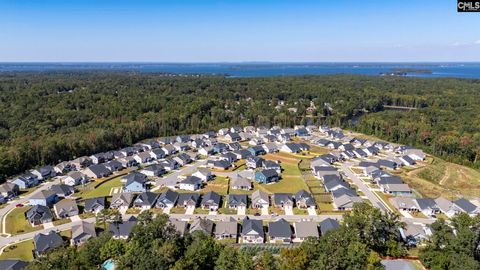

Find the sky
[[0, 0, 479, 62]]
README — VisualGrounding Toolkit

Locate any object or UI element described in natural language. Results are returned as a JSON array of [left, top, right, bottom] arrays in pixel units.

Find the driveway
[[237, 206, 246, 215], [261, 205, 269, 215], [70, 215, 82, 222], [284, 206, 294, 215], [153, 160, 207, 190], [185, 206, 195, 215], [163, 207, 172, 214], [307, 208, 317, 216]]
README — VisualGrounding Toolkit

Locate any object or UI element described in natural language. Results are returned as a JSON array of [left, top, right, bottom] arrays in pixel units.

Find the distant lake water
[[1, 63, 480, 79]]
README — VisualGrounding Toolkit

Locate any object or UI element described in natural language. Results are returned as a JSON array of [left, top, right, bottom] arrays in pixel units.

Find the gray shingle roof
[[319, 218, 340, 235], [33, 231, 63, 254], [268, 218, 292, 238]]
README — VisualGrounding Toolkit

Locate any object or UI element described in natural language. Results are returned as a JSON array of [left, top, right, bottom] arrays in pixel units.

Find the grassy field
[[5, 206, 42, 235], [201, 176, 229, 195], [75, 176, 124, 199], [400, 157, 480, 199], [0, 240, 34, 261]]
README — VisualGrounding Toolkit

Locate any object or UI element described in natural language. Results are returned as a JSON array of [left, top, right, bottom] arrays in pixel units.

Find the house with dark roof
[[293, 221, 319, 242], [230, 174, 252, 190], [123, 173, 148, 193], [295, 190, 316, 209], [109, 216, 137, 239], [281, 143, 301, 153], [30, 166, 56, 180], [140, 164, 166, 177], [0, 260, 29, 270], [84, 197, 106, 214], [133, 192, 159, 210], [200, 191, 221, 211], [377, 159, 398, 170], [156, 189, 179, 209], [177, 193, 200, 208], [241, 218, 264, 244], [29, 190, 57, 207], [319, 218, 340, 235], [225, 133, 242, 142], [254, 169, 279, 184], [263, 160, 281, 173], [207, 160, 232, 170], [247, 146, 266, 156], [268, 218, 292, 244], [53, 199, 79, 219], [179, 176, 203, 191], [33, 231, 64, 255], [11, 174, 39, 189], [168, 218, 189, 235], [26, 205, 53, 226], [63, 171, 89, 186], [117, 156, 138, 168], [192, 168, 213, 182], [0, 182, 19, 199], [71, 221, 96, 246], [453, 198, 479, 216], [227, 194, 248, 209], [159, 158, 179, 171], [83, 164, 111, 179], [324, 178, 350, 193], [233, 149, 252, 159], [110, 193, 135, 211], [190, 218, 214, 235], [50, 184, 75, 198], [246, 156, 264, 169], [273, 193, 294, 209]]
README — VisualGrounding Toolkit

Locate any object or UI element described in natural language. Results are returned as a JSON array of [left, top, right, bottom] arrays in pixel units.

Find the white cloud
[[474, 40, 480, 45]]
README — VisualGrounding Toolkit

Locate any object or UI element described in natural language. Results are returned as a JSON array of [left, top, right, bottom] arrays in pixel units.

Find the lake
[[1, 63, 480, 79]]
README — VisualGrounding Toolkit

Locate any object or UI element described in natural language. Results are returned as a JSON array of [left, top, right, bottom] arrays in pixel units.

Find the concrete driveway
[[261, 205, 269, 215], [284, 206, 294, 215], [185, 206, 195, 215], [237, 206, 246, 215], [307, 208, 317, 216]]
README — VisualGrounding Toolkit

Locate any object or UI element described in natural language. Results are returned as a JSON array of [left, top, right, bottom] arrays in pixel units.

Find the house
[[241, 218, 264, 244], [30, 166, 56, 180], [119, 147, 137, 157], [133, 152, 154, 164], [150, 148, 166, 159], [251, 190, 269, 208], [227, 194, 248, 209], [63, 171, 89, 186], [214, 218, 238, 240], [83, 164, 111, 179], [246, 156, 264, 169], [26, 205, 53, 226], [168, 218, 189, 235], [327, 141, 341, 149], [33, 231, 64, 255], [225, 133, 241, 142], [377, 159, 398, 170], [281, 143, 301, 153], [209, 160, 232, 170], [399, 155, 416, 166], [228, 142, 242, 151], [50, 184, 75, 198], [190, 218, 214, 235], [332, 194, 363, 210], [11, 174, 39, 189], [233, 149, 252, 159], [198, 146, 214, 156], [156, 189, 179, 209], [230, 174, 252, 190], [352, 148, 368, 158], [179, 176, 203, 191], [89, 153, 105, 164], [140, 164, 166, 177], [71, 156, 92, 170], [404, 149, 426, 161], [263, 160, 281, 173], [391, 197, 419, 212], [0, 260, 29, 270], [200, 191, 221, 211], [29, 190, 57, 207], [324, 178, 350, 193], [117, 156, 138, 168], [262, 143, 278, 153], [191, 139, 206, 149], [364, 146, 380, 156], [176, 135, 191, 143], [273, 193, 294, 209], [110, 193, 135, 211], [133, 192, 159, 209], [0, 182, 19, 199], [339, 144, 355, 151], [71, 221, 96, 246], [160, 158, 179, 171], [174, 153, 193, 166], [268, 218, 292, 243], [219, 152, 237, 163], [122, 172, 148, 193], [213, 142, 229, 153], [295, 128, 309, 137], [54, 161, 74, 174], [295, 190, 316, 209], [84, 197, 106, 214], [53, 199, 79, 219], [162, 144, 177, 155], [177, 193, 200, 208], [319, 218, 340, 235], [416, 198, 439, 217], [400, 223, 431, 247], [293, 221, 319, 242], [248, 146, 266, 156], [192, 168, 213, 182], [254, 169, 279, 184], [109, 216, 137, 240], [381, 183, 412, 196], [453, 198, 479, 216], [312, 166, 340, 179]]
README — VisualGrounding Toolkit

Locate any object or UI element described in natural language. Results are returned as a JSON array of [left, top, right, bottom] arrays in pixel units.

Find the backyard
[[0, 240, 34, 261], [4, 206, 42, 235]]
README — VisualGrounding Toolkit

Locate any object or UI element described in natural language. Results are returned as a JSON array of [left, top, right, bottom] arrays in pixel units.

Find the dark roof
[[273, 193, 293, 205], [201, 191, 221, 206], [134, 192, 159, 206], [241, 218, 264, 236], [268, 218, 292, 238], [177, 193, 200, 205], [377, 176, 403, 185], [181, 176, 202, 185], [331, 188, 358, 198], [228, 194, 248, 206], [324, 178, 350, 191], [26, 205, 53, 222], [295, 190, 316, 206], [123, 172, 147, 186], [86, 164, 111, 176], [50, 184, 74, 196], [454, 198, 478, 213], [0, 260, 29, 270], [33, 231, 64, 254], [213, 160, 231, 169], [377, 159, 397, 168], [416, 198, 438, 210], [109, 217, 137, 238], [157, 189, 179, 204], [319, 218, 340, 235], [258, 169, 278, 178], [84, 197, 106, 212]]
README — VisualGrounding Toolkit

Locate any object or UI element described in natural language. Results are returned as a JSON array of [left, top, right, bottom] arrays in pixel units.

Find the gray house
[[200, 191, 221, 211], [33, 231, 64, 255], [190, 218, 214, 235], [53, 199, 79, 219], [84, 197, 106, 214], [293, 221, 319, 242], [214, 218, 238, 240], [156, 189, 179, 209], [268, 218, 292, 243], [133, 192, 159, 210], [71, 221, 96, 246], [26, 205, 53, 226], [241, 218, 264, 244]]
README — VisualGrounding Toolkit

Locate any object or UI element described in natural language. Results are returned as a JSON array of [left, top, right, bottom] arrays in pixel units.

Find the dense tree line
[[25, 203, 408, 270], [0, 72, 479, 180]]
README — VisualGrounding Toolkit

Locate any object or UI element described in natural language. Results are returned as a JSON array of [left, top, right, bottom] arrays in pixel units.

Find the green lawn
[[201, 176, 229, 195], [76, 176, 124, 199], [5, 207, 42, 235], [0, 240, 34, 261], [262, 176, 308, 193]]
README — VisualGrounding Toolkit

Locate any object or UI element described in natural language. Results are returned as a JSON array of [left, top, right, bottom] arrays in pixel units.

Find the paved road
[[168, 213, 343, 222], [153, 160, 207, 190], [340, 162, 390, 213]]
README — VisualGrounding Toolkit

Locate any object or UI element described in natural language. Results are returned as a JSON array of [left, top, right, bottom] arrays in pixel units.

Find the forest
[[24, 203, 480, 270], [0, 72, 479, 179]]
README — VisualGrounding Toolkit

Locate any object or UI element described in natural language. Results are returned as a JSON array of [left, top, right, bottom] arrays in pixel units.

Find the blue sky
[[0, 0, 479, 62]]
